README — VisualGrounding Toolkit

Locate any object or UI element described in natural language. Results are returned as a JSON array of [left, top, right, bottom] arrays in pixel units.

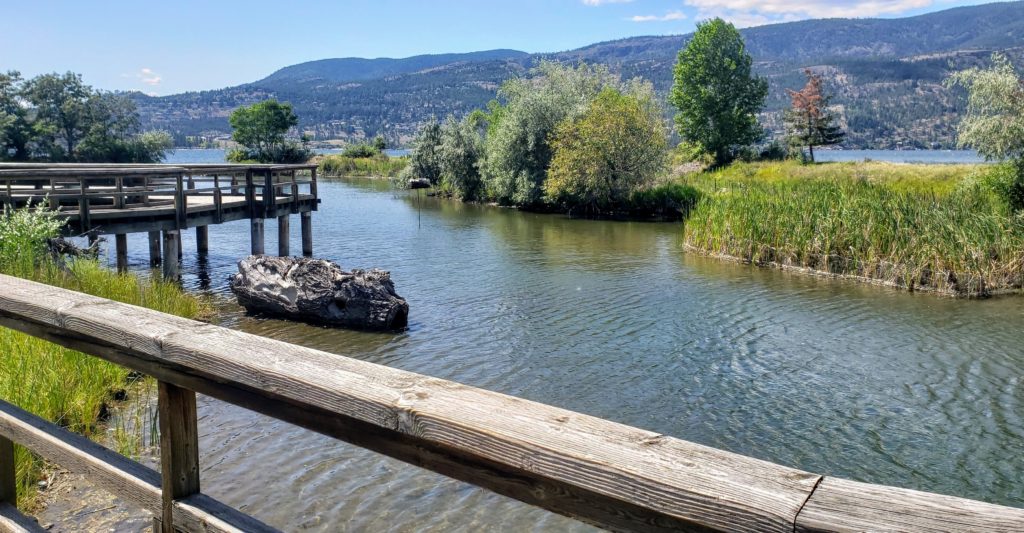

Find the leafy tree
[[0, 71, 33, 160], [228, 99, 310, 163], [483, 61, 619, 206], [24, 72, 92, 159], [403, 117, 443, 184], [669, 18, 768, 167], [545, 87, 667, 214], [340, 143, 380, 158], [438, 115, 485, 200], [372, 134, 387, 152], [947, 53, 1024, 210], [784, 69, 845, 162]]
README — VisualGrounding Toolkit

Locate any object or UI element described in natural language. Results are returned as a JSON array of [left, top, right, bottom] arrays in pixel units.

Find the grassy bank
[[0, 206, 206, 506], [318, 154, 408, 178], [680, 161, 1024, 296]]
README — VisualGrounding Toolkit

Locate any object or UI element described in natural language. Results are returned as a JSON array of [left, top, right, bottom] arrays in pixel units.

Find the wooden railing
[[0, 164, 318, 237], [0, 275, 1022, 532]]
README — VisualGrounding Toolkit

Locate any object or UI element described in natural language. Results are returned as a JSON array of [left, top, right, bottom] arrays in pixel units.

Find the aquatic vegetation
[[318, 154, 409, 178], [682, 161, 1024, 296], [0, 205, 205, 506]]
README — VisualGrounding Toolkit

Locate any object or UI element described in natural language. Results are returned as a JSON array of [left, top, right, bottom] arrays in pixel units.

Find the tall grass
[[0, 203, 206, 506], [318, 154, 409, 178], [681, 161, 1024, 296]]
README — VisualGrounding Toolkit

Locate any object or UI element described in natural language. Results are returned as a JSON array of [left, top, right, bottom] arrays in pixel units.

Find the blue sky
[[0, 0, 990, 95]]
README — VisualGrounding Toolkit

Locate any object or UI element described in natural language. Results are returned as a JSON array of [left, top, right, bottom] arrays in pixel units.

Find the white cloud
[[630, 10, 687, 22], [582, 0, 634, 5], [688, 0, 937, 22], [122, 67, 162, 88], [685, 0, 937, 27]]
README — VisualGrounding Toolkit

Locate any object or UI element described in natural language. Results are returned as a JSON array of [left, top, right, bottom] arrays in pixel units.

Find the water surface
[[106, 175, 1023, 531]]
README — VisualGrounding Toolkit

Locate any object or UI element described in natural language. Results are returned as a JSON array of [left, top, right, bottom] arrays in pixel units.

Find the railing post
[[157, 382, 199, 533], [162, 230, 180, 281], [310, 167, 318, 211], [78, 177, 91, 234], [263, 170, 274, 218], [0, 435, 15, 506], [174, 174, 186, 230]]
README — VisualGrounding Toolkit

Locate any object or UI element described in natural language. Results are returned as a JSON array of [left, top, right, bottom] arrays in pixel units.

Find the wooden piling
[[250, 218, 265, 256], [157, 382, 200, 533], [162, 230, 180, 280], [301, 211, 313, 257], [115, 234, 128, 273], [148, 231, 161, 267], [277, 215, 289, 257], [196, 226, 209, 255]]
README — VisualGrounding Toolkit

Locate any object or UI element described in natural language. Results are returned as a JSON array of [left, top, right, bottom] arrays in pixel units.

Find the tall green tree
[[784, 69, 845, 162], [947, 53, 1024, 210], [404, 117, 443, 185], [438, 115, 485, 201], [25, 72, 92, 159], [545, 86, 667, 214], [669, 18, 768, 167], [0, 71, 33, 160], [228, 99, 310, 163], [483, 61, 619, 206]]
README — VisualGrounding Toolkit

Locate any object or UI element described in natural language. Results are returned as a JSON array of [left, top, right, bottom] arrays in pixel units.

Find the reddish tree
[[785, 69, 844, 162]]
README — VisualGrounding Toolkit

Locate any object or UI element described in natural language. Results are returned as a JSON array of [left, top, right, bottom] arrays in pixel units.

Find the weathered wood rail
[[0, 163, 319, 279], [0, 275, 1022, 532]]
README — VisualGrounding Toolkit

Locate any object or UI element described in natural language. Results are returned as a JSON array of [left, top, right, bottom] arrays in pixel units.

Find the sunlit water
[[102, 166, 1023, 530]]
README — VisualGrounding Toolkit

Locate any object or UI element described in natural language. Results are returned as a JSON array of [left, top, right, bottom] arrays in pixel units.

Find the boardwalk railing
[[0, 275, 1022, 532], [0, 164, 319, 278]]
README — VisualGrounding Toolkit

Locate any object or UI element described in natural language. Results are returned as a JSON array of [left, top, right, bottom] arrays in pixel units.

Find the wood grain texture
[[795, 476, 1024, 532], [0, 502, 45, 533], [0, 275, 821, 532], [158, 382, 200, 533], [0, 400, 276, 533], [0, 437, 14, 505]]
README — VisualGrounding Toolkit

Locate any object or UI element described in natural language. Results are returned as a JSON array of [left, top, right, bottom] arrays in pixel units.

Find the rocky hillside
[[133, 2, 1024, 149]]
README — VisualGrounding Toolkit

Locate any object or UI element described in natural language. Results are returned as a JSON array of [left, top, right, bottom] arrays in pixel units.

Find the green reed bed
[[318, 154, 409, 178], [0, 204, 206, 506], [681, 161, 1024, 296]]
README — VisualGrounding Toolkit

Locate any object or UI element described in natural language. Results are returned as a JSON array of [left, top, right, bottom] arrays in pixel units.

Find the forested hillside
[[133, 2, 1024, 149]]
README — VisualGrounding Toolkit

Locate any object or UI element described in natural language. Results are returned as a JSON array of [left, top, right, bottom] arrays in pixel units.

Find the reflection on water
[[105, 177, 1024, 531]]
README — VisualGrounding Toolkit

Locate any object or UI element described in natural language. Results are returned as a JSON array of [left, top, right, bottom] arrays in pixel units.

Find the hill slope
[[134, 2, 1024, 149]]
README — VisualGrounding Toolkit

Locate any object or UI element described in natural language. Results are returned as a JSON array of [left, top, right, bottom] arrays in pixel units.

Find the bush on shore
[[680, 161, 1024, 296], [0, 204, 205, 506]]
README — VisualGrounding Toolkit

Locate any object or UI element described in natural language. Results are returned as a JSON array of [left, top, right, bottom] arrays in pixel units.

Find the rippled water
[[105, 177, 1024, 531]]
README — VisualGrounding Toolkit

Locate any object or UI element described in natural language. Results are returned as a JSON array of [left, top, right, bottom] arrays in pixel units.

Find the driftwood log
[[230, 256, 409, 331]]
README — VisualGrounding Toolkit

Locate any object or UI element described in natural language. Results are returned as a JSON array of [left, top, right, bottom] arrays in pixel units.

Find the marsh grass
[[682, 161, 1024, 296], [0, 204, 206, 506], [318, 154, 409, 178]]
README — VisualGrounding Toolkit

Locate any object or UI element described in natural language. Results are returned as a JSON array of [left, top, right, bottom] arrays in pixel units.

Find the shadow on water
[[100, 176, 1024, 531]]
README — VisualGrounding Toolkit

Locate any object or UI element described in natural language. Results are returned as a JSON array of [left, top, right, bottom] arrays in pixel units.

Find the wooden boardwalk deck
[[0, 163, 319, 279]]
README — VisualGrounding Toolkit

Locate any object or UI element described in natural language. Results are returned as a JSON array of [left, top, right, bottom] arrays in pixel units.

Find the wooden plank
[[0, 400, 275, 533], [0, 436, 14, 505], [0, 276, 824, 532], [0, 502, 45, 533], [795, 476, 1024, 533], [158, 382, 200, 533]]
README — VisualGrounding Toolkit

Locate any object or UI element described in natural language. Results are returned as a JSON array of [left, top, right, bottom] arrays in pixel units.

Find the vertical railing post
[[157, 382, 199, 533], [174, 173, 186, 230], [310, 167, 318, 211], [290, 171, 299, 214], [0, 435, 15, 506], [78, 177, 91, 234], [263, 170, 274, 218]]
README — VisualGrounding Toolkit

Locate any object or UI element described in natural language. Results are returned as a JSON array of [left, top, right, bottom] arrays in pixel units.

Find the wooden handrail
[[0, 275, 1022, 532]]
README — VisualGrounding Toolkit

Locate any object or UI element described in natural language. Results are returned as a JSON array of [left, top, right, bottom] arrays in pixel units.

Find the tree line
[[0, 71, 171, 163]]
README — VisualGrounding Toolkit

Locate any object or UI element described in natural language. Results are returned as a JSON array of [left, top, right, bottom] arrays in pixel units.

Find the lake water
[[102, 173, 1024, 531]]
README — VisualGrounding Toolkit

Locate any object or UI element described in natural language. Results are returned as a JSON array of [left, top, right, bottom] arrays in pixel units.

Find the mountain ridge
[[133, 1, 1024, 149]]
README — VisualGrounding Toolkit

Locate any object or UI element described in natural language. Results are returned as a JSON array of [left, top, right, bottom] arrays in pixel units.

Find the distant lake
[[164, 148, 410, 164], [814, 149, 986, 164], [166, 148, 985, 165]]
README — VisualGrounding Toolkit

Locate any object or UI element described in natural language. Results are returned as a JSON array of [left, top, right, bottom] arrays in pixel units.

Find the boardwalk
[[0, 163, 319, 279]]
